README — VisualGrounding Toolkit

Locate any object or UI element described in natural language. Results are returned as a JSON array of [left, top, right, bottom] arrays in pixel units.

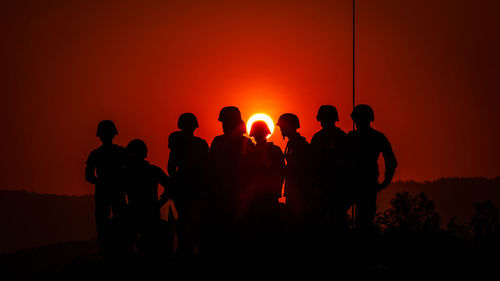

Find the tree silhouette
[[470, 200, 499, 248], [375, 192, 441, 233], [446, 216, 472, 240]]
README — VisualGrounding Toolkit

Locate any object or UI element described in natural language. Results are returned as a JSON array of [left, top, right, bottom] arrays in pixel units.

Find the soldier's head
[[177, 113, 199, 134], [316, 105, 339, 128], [96, 120, 118, 144], [351, 104, 374, 129], [126, 139, 148, 162], [277, 113, 300, 139], [250, 120, 271, 144], [218, 106, 246, 134]]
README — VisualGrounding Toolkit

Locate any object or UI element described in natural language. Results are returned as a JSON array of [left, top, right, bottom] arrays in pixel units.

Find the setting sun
[[247, 113, 275, 138]]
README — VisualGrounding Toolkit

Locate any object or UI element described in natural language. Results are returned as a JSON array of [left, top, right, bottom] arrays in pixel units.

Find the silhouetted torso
[[311, 126, 348, 177], [124, 160, 169, 223], [347, 127, 396, 184], [241, 142, 285, 208], [86, 144, 126, 230], [87, 144, 126, 188], [347, 127, 397, 231], [283, 133, 311, 224], [167, 130, 209, 256], [311, 126, 350, 228], [239, 141, 285, 255], [205, 131, 254, 254], [209, 132, 255, 199], [284, 133, 311, 197], [168, 131, 209, 199]]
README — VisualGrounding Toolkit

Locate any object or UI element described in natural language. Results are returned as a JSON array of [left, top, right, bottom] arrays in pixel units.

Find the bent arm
[[381, 141, 397, 188], [167, 151, 177, 177], [85, 163, 98, 185], [158, 169, 171, 207]]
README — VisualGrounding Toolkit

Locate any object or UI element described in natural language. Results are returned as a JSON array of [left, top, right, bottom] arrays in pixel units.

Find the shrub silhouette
[[375, 192, 441, 233], [471, 200, 500, 248]]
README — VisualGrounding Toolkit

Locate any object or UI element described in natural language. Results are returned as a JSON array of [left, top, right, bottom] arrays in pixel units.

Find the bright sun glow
[[247, 113, 275, 139]]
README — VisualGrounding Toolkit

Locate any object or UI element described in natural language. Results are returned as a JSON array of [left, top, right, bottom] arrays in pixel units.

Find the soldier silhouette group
[[85, 104, 397, 267]]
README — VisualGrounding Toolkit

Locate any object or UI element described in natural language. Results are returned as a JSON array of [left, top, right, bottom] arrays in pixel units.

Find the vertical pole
[[351, 0, 356, 229], [353, 0, 356, 115]]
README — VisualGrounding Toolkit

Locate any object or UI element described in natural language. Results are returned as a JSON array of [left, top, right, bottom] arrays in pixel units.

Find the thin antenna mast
[[353, 0, 356, 120], [351, 0, 356, 227]]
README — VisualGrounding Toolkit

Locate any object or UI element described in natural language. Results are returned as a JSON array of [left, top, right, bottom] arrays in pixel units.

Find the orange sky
[[1, 0, 499, 195]]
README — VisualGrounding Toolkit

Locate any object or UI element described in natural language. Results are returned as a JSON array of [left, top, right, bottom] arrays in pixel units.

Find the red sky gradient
[[1, 0, 499, 195]]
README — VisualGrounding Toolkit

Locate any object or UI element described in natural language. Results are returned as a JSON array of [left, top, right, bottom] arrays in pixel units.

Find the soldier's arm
[[167, 150, 178, 177], [85, 152, 98, 185], [167, 133, 177, 176], [380, 136, 397, 190], [158, 168, 171, 207], [275, 147, 286, 185]]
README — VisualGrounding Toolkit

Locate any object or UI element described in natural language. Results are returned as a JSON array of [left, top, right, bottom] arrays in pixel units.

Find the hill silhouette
[[1, 177, 499, 255], [379, 177, 500, 224], [0, 191, 96, 254]]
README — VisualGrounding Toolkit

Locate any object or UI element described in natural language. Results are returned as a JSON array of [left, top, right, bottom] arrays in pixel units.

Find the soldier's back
[[243, 142, 284, 199], [284, 135, 310, 180], [311, 127, 347, 173], [209, 134, 254, 186], [347, 127, 391, 178], [87, 144, 125, 186]]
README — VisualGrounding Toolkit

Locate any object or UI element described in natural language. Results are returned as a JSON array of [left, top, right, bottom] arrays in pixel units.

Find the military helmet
[[316, 105, 339, 122], [96, 120, 118, 137], [218, 106, 243, 123], [277, 113, 300, 129], [351, 104, 375, 122], [178, 113, 199, 131], [250, 120, 271, 137], [126, 139, 148, 159]]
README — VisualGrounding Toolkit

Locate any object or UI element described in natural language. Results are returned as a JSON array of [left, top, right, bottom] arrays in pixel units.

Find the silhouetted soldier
[[240, 121, 285, 255], [123, 139, 172, 262], [168, 113, 209, 256], [206, 106, 255, 256], [85, 120, 126, 241], [311, 105, 350, 232], [347, 105, 397, 233], [277, 113, 312, 233]]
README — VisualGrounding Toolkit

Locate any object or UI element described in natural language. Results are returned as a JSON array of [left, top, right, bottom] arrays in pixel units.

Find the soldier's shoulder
[[336, 127, 347, 136], [210, 134, 225, 148], [89, 146, 101, 154], [243, 135, 254, 144], [194, 136, 209, 147], [168, 131, 184, 148], [87, 147, 101, 160], [211, 134, 224, 143], [371, 128, 388, 138], [149, 163, 166, 174], [270, 143, 284, 155], [347, 130, 359, 138], [311, 130, 324, 143], [297, 135, 310, 146], [370, 129, 392, 146], [112, 144, 125, 150], [168, 131, 183, 140], [111, 144, 126, 156]]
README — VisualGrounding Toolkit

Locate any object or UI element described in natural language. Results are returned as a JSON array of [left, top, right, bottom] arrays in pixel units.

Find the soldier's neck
[[101, 140, 113, 147], [182, 130, 194, 137], [356, 125, 372, 131], [256, 139, 267, 145], [287, 132, 301, 140]]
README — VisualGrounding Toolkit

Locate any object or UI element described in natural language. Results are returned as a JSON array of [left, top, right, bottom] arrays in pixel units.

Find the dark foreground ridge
[[1, 179, 500, 278], [1, 177, 499, 255]]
